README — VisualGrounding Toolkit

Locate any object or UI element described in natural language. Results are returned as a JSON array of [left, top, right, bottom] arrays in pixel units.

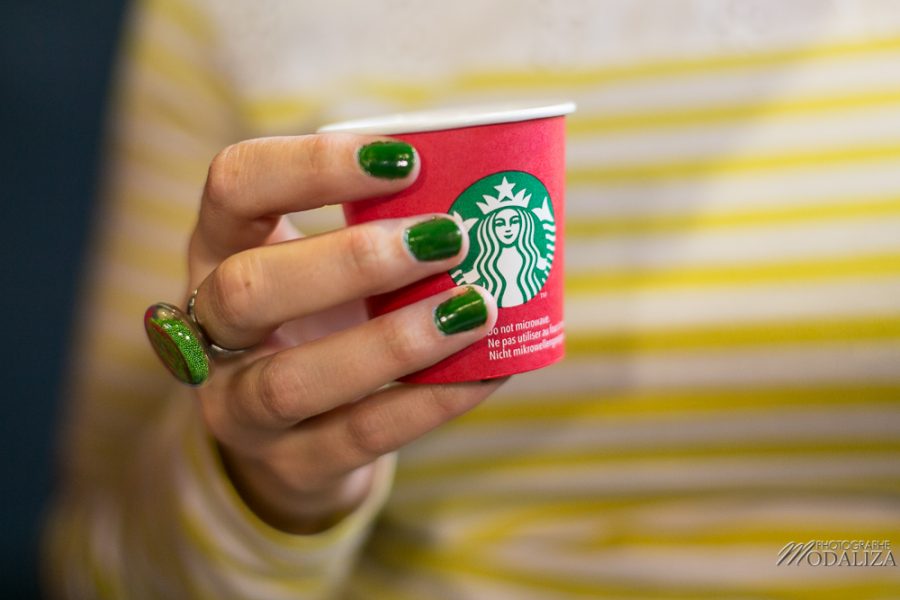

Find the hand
[[185, 135, 501, 533]]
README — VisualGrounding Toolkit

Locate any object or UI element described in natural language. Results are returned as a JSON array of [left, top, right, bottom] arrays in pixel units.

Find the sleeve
[[42, 0, 394, 597]]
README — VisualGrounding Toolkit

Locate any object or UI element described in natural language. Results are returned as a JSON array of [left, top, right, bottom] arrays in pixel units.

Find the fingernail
[[404, 217, 463, 261], [358, 141, 415, 179], [434, 287, 488, 335]]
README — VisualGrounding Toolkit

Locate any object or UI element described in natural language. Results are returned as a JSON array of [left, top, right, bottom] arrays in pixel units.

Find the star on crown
[[476, 177, 532, 215]]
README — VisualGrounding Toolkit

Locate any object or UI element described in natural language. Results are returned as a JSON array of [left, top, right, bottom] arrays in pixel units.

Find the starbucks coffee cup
[[319, 101, 575, 383]]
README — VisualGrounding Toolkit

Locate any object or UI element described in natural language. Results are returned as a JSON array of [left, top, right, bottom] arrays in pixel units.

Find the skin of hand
[[185, 134, 502, 534]]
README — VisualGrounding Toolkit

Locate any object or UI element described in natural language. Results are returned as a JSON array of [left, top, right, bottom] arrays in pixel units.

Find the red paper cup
[[319, 102, 575, 383]]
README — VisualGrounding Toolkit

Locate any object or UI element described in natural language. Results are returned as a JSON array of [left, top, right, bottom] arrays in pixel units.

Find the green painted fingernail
[[358, 141, 415, 179], [144, 303, 210, 385], [434, 287, 488, 335], [404, 217, 463, 261]]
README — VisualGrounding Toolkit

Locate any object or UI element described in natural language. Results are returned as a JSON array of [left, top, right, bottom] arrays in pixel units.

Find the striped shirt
[[46, 0, 900, 598]]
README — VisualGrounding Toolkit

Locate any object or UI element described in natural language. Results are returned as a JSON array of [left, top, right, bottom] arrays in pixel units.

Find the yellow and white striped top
[[46, 0, 900, 598]]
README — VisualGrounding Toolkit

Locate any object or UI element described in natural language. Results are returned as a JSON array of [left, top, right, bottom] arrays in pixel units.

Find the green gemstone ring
[[144, 289, 248, 386], [144, 302, 211, 385]]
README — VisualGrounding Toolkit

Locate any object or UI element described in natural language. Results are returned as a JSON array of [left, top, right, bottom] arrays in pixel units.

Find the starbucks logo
[[449, 171, 555, 307]]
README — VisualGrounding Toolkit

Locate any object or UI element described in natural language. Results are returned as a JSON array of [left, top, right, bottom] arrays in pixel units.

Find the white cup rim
[[317, 101, 576, 135]]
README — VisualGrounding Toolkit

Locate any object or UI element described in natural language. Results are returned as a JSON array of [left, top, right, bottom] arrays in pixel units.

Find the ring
[[186, 289, 248, 360], [144, 289, 247, 385]]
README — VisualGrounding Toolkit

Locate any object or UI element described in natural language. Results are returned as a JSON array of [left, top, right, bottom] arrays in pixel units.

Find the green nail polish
[[358, 141, 415, 179], [434, 288, 488, 335], [405, 217, 463, 261]]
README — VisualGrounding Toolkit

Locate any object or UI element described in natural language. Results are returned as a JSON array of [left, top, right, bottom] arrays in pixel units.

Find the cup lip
[[317, 100, 576, 135]]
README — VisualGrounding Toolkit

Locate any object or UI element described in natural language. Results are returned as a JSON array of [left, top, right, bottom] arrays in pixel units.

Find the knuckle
[[379, 315, 421, 368], [268, 456, 319, 492], [421, 385, 464, 421], [299, 134, 331, 180], [256, 357, 307, 424], [345, 406, 394, 458], [209, 253, 260, 331], [204, 143, 246, 211], [345, 224, 391, 281]]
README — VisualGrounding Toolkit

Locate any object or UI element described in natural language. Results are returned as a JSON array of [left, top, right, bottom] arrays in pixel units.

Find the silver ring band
[[187, 288, 250, 360]]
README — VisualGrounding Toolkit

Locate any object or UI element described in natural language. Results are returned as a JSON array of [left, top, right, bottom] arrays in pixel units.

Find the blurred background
[[1, 1, 127, 596]]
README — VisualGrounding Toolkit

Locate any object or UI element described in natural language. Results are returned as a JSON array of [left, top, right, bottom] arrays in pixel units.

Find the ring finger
[[192, 214, 468, 352], [203, 285, 498, 443]]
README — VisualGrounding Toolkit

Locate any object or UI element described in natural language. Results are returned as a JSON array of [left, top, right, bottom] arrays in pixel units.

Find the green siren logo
[[449, 171, 555, 307]]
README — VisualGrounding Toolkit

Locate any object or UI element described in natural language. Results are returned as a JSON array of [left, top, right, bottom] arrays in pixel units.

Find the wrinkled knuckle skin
[[422, 385, 469, 422], [204, 143, 248, 212], [209, 253, 259, 333], [346, 407, 394, 459], [346, 224, 390, 283], [300, 134, 332, 182], [379, 315, 421, 369], [257, 358, 308, 425]]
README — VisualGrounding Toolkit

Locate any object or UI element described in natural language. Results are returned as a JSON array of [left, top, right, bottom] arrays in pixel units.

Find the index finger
[[193, 134, 418, 263]]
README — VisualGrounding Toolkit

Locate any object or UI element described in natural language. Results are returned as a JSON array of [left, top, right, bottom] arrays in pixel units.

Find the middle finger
[[194, 214, 467, 350]]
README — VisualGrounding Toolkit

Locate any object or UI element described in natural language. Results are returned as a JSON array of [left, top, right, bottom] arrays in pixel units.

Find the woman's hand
[[185, 134, 500, 534]]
